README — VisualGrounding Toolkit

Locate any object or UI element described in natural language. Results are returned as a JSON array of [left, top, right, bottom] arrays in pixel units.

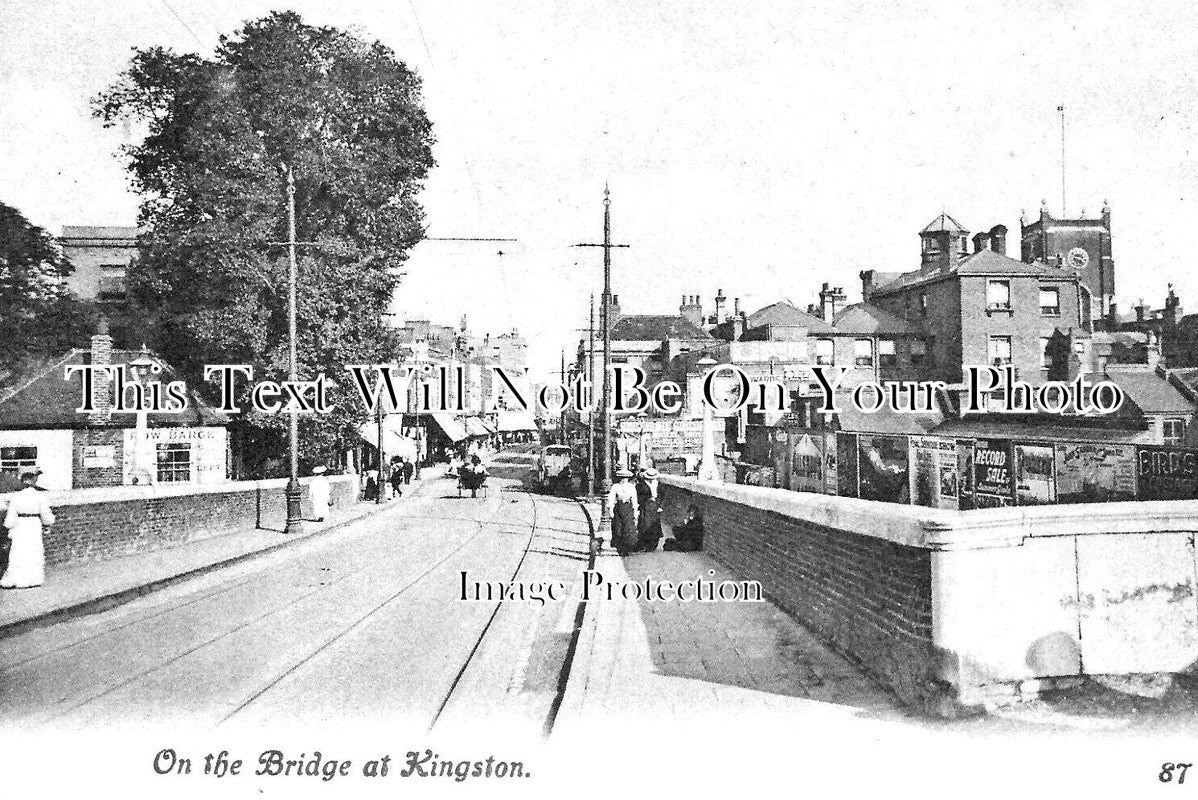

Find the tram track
[[2, 450, 594, 736]]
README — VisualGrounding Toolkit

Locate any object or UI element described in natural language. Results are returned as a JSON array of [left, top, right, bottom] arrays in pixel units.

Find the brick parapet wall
[[659, 479, 938, 710], [3, 476, 359, 568], [659, 477, 1198, 714]]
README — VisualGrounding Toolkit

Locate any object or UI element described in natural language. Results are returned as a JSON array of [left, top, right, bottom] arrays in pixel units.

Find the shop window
[[156, 443, 192, 483]]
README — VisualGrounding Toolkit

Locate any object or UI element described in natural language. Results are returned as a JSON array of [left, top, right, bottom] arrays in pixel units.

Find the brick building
[[861, 212, 1088, 384], [0, 322, 229, 491]]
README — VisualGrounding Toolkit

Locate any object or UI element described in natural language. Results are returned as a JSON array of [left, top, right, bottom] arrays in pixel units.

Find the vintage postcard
[[2, 2, 1196, 797]]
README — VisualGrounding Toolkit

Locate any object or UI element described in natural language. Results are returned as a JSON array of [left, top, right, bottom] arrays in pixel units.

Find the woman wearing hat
[[309, 466, 332, 522], [636, 467, 664, 552], [606, 468, 639, 556], [1, 471, 55, 589]]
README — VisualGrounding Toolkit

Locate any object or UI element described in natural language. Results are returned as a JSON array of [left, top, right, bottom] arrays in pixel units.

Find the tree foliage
[[0, 201, 99, 384], [94, 11, 435, 473]]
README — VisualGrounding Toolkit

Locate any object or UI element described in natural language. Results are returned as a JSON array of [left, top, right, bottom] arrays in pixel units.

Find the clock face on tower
[[1067, 247, 1090, 270]]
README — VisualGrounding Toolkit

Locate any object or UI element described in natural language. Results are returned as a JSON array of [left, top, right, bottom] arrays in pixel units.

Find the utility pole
[[575, 184, 630, 532], [1058, 104, 1067, 216], [587, 294, 596, 497], [559, 349, 566, 441]]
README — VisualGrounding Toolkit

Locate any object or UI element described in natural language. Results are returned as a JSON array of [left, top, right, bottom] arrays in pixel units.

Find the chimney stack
[[972, 232, 990, 254], [714, 289, 727, 324], [818, 283, 846, 324], [989, 225, 1008, 256], [89, 317, 114, 426], [859, 270, 876, 302], [679, 294, 703, 328]]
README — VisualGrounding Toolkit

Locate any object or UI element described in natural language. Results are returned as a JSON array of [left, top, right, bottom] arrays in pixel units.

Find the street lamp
[[696, 355, 720, 482], [282, 164, 304, 534], [129, 346, 156, 486]]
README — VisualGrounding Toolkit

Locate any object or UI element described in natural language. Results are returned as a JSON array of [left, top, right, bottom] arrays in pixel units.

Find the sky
[[2, 0, 1197, 380]]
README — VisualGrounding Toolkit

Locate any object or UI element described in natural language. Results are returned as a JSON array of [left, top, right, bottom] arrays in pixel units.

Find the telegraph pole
[[575, 184, 630, 531], [1058, 104, 1067, 216], [587, 294, 596, 497]]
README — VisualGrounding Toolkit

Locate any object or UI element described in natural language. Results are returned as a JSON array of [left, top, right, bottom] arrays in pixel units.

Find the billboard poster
[[858, 435, 910, 504], [823, 431, 838, 496], [909, 436, 957, 509], [771, 429, 788, 489], [1015, 443, 1056, 505], [789, 432, 824, 493], [973, 438, 1014, 500], [1054, 442, 1136, 503], [837, 433, 858, 498], [1136, 445, 1198, 500]]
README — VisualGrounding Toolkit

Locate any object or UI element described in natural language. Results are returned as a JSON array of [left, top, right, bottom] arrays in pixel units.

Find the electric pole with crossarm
[[574, 184, 629, 536]]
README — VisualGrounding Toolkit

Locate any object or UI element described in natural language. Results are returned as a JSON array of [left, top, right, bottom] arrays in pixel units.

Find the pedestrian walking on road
[[402, 456, 415, 485], [636, 468, 663, 552], [606, 468, 639, 556], [309, 466, 332, 522], [389, 457, 404, 498], [1, 471, 55, 589]]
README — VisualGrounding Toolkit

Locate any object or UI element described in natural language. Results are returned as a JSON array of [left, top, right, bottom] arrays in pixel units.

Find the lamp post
[[282, 164, 304, 534], [128, 346, 156, 486], [696, 355, 720, 482]]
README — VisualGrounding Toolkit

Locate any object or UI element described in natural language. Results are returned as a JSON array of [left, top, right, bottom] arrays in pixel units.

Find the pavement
[[0, 473, 428, 637], [554, 501, 907, 730]]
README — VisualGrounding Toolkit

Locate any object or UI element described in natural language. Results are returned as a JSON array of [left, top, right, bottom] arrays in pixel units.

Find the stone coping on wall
[[658, 475, 1198, 552], [0, 473, 359, 508]]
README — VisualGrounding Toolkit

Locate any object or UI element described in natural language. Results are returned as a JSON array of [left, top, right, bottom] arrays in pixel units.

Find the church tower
[[1020, 200, 1115, 327]]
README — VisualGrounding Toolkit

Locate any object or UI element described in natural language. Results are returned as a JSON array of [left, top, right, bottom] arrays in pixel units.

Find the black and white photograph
[[3, 2, 1198, 796]]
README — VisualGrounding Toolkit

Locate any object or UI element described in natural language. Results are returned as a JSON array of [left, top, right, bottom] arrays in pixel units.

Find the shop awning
[[430, 411, 469, 443], [464, 416, 492, 437], [497, 410, 538, 432], [356, 414, 419, 458]]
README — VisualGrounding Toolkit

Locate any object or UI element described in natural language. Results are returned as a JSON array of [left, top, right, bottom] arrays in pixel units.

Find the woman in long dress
[[2, 471, 55, 589], [606, 468, 639, 556], [309, 466, 331, 522]]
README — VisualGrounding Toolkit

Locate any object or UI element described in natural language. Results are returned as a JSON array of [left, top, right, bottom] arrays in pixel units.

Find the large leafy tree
[[0, 201, 99, 384], [94, 11, 435, 474]]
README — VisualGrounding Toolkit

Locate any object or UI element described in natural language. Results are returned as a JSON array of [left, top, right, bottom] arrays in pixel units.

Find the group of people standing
[[364, 456, 415, 502], [605, 466, 664, 556], [604, 466, 705, 556]]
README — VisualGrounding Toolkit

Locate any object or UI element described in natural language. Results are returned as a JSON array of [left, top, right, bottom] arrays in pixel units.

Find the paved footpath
[[0, 475, 428, 636], [555, 503, 906, 729]]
